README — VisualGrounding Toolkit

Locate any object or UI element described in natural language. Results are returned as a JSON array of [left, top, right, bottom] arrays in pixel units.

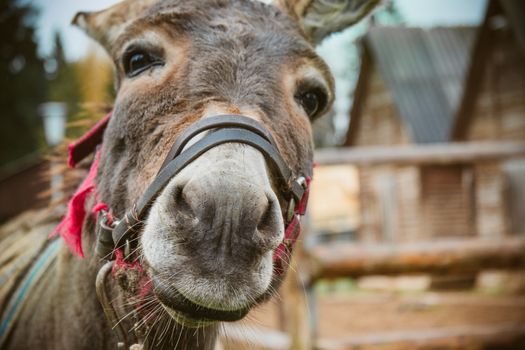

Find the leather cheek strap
[[111, 127, 304, 252]]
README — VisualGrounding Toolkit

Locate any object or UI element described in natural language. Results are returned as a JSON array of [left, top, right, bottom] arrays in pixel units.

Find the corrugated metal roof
[[365, 26, 477, 143]]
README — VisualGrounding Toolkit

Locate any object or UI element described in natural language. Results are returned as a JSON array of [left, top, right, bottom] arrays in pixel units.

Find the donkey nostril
[[257, 199, 273, 232], [255, 195, 283, 251], [172, 185, 194, 218]]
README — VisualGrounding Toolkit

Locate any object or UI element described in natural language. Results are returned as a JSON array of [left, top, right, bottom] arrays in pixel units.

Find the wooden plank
[[475, 162, 509, 238], [317, 323, 525, 350], [421, 165, 474, 238], [314, 141, 525, 166], [307, 237, 525, 280]]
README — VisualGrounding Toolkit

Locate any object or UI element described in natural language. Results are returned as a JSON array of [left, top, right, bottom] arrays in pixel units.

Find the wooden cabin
[[344, 0, 525, 243]]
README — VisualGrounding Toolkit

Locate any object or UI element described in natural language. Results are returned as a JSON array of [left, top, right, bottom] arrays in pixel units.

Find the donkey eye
[[123, 50, 163, 77], [295, 88, 327, 120]]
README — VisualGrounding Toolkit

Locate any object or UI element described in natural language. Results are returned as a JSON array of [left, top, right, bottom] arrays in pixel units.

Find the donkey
[[0, 0, 378, 349]]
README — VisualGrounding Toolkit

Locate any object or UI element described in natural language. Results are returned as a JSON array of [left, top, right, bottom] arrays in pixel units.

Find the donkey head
[[75, 0, 378, 325]]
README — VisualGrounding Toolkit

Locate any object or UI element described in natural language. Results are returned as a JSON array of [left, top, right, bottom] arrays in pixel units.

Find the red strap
[[52, 150, 102, 257], [67, 112, 111, 168], [272, 177, 312, 275], [296, 177, 311, 216], [273, 215, 301, 275]]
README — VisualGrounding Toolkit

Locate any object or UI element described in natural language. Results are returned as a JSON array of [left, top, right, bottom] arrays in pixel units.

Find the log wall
[[358, 165, 423, 243], [358, 163, 478, 243], [421, 164, 475, 238], [352, 63, 409, 147], [465, 22, 525, 142], [475, 161, 510, 238]]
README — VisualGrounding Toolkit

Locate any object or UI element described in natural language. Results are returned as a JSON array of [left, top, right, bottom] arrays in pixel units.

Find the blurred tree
[[75, 47, 114, 106], [374, 1, 405, 25], [47, 31, 82, 120], [67, 46, 114, 138], [0, 0, 47, 166]]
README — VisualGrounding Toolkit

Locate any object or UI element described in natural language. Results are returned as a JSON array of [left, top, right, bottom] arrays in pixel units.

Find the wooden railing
[[307, 236, 525, 281], [314, 141, 525, 166], [221, 141, 525, 350]]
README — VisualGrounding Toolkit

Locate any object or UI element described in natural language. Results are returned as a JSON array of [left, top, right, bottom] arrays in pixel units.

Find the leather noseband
[[95, 115, 309, 261]]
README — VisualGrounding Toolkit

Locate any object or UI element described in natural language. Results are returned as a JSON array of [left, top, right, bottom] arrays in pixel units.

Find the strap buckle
[[100, 210, 119, 230], [286, 176, 307, 223], [96, 211, 121, 260]]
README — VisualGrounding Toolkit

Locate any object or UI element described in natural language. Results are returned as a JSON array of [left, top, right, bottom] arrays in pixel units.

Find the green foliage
[[0, 0, 48, 166]]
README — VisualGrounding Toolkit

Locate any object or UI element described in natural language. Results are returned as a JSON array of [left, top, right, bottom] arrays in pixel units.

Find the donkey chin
[[140, 143, 284, 324]]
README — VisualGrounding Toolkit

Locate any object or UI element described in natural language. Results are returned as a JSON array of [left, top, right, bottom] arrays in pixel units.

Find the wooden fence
[[222, 141, 525, 350]]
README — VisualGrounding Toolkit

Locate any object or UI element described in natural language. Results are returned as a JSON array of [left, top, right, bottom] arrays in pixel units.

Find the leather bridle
[[69, 113, 311, 349], [93, 114, 310, 268]]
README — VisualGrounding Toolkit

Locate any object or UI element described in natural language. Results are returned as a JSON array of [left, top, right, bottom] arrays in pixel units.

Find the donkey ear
[[275, 0, 381, 44], [72, 0, 157, 52]]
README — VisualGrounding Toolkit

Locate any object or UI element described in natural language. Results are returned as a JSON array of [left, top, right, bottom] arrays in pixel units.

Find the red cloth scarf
[[51, 150, 101, 257], [51, 113, 110, 257]]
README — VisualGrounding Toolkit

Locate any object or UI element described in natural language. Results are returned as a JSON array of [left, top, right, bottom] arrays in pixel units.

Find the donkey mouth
[[153, 280, 251, 323]]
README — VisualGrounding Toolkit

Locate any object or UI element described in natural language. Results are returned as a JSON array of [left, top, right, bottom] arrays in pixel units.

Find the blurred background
[[1, 0, 525, 349]]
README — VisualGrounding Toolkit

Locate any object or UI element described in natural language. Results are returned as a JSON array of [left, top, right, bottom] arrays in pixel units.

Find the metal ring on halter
[[100, 212, 118, 230], [286, 176, 307, 222], [95, 261, 129, 349], [124, 239, 131, 259]]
